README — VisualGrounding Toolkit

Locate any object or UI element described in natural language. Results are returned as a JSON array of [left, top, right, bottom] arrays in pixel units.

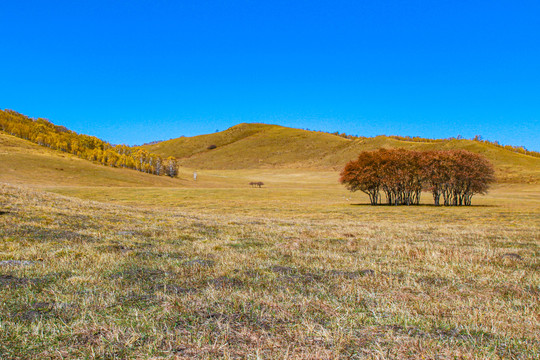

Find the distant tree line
[[0, 110, 179, 177], [340, 149, 495, 206], [317, 130, 540, 158], [389, 134, 539, 158]]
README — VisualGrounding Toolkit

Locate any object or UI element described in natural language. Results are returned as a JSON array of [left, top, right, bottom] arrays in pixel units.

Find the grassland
[[141, 123, 540, 184], [0, 132, 238, 189], [1, 180, 539, 358], [1, 130, 539, 358]]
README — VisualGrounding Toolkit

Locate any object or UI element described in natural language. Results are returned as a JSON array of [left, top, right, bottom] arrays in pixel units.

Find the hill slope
[[0, 132, 183, 187], [142, 123, 540, 183]]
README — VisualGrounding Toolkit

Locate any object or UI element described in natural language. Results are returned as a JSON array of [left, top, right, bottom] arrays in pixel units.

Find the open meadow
[[1, 165, 539, 358], [3, 1, 540, 357]]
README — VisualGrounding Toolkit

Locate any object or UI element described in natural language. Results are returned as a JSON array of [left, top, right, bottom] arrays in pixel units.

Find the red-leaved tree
[[340, 151, 383, 205], [341, 149, 494, 206]]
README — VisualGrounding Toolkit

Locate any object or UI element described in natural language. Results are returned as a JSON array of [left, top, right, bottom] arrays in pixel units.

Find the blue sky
[[1, 1, 539, 150]]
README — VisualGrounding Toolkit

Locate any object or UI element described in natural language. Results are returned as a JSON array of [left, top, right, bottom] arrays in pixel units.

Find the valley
[[1, 121, 539, 359]]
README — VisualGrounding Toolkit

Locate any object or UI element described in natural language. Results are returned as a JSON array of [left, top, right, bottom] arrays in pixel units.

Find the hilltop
[[142, 123, 540, 183]]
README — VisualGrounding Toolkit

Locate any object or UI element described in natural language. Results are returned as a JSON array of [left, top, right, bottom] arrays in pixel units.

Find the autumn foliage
[[0, 110, 179, 177], [340, 149, 495, 206]]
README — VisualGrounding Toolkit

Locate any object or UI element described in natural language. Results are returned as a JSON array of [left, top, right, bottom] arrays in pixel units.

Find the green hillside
[[142, 123, 540, 183]]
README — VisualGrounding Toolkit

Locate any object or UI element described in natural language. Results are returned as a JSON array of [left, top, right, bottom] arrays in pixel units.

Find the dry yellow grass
[[1, 178, 539, 358], [141, 123, 540, 183], [0, 132, 237, 189], [1, 129, 539, 358]]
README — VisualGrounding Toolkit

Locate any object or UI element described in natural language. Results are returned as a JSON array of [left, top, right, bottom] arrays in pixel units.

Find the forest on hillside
[[0, 110, 179, 177]]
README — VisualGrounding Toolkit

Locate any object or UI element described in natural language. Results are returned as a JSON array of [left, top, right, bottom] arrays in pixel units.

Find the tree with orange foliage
[[340, 150, 383, 205], [378, 149, 424, 205], [445, 150, 495, 205], [341, 149, 494, 206], [422, 150, 451, 206]]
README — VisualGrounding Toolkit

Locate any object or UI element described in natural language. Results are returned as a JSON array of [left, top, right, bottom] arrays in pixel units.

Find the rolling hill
[[2, 111, 538, 186], [0, 132, 185, 187], [142, 123, 540, 183]]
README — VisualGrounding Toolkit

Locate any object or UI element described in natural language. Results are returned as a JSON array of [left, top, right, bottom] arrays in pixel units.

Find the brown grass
[[141, 123, 540, 183], [1, 180, 538, 359], [1, 131, 539, 358]]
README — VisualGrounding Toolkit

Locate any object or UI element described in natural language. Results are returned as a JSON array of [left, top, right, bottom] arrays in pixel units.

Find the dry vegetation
[[0, 110, 180, 177], [341, 149, 494, 206], [1, 180, 539, 359], [141, 123, 540, 184], [1, 128, 539, 358]]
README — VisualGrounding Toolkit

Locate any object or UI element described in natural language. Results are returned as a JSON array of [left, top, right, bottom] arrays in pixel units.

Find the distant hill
[[2, 110, 538, 185], [141, 123, 540, 183], [0, 109, 179, 177]]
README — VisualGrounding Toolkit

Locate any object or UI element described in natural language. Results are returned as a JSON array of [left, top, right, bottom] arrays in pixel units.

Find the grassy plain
[[2, 178, 539, 358], [1, 131, 539, 358]]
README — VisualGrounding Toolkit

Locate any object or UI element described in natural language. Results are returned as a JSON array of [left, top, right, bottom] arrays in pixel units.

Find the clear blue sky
[[1, 0, 539, 150]]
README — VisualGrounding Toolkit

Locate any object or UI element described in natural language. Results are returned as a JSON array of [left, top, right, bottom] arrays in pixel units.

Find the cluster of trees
[[249, 181, 264, 188], [0, 109, 179, 177], [340, 149, 495, 206]]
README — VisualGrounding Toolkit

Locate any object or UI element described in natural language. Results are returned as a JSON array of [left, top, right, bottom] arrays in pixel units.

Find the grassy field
[[2, 177, 539, 358], [0, 132, 243, 189], [1, 131, 539, 358]]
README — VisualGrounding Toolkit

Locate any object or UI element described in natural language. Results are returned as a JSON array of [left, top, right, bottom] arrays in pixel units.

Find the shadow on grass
[[350, 203, 498, 207]]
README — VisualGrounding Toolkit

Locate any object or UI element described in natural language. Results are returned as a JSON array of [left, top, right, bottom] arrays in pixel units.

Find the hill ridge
[[141, 123, 540, 183], [1, 110, 538, 184]]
